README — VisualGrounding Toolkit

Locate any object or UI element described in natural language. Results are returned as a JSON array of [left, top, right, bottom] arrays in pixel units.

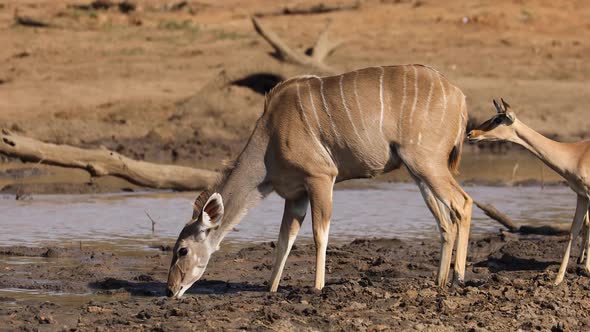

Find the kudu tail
[[448, 97, 468, 174]]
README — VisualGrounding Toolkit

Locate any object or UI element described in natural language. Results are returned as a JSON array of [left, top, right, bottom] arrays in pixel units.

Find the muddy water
[[0, 183, 575, 249], [0, 183, 578, 310]]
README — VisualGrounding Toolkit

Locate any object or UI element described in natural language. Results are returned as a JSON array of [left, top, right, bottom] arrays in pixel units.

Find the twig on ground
[[144, 211, 157, 234]]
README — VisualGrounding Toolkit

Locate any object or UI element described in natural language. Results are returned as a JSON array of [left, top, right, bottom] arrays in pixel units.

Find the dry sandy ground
[[0, 0, 589, 193], [2, 233, 590, 331]]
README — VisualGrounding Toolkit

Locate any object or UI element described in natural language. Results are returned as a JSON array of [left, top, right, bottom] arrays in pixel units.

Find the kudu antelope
[[167, 65, 473, 298], [468, 99, 590, 285]]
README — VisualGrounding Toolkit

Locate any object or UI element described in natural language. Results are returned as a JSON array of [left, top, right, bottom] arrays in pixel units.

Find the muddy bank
[[2, 233, 590, 330]]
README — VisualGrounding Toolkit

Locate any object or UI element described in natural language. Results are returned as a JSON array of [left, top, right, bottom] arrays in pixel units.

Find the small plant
[[213, 29, 244, 40], [520, 8, 532, 22], [158, 20, 197, 31]]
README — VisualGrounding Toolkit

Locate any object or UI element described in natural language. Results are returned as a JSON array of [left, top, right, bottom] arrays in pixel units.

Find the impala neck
[[510, 119, 575, 177], [209, 124, 270, 249]]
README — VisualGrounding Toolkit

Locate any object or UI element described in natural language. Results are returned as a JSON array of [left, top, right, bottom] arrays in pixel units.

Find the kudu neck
[[209, 124, 270, 249]]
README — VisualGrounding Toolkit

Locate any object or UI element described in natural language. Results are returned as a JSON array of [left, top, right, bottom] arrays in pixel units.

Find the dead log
[[0, 129, 217, 191], [254, 2, 360, 17], [251, 16, 341, 74], [474, 200, 519, 231], [311, 20, 344, 63]]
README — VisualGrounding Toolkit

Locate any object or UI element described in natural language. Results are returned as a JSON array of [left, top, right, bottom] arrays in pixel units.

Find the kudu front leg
[[269, 196, 308, 292], [306, 176, 334, 291], [555, 196, 590, 285]]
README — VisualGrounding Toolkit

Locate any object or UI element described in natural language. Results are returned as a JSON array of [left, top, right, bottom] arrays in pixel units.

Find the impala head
[[468, 98, 517, 143], [166, 191, 224, 298]]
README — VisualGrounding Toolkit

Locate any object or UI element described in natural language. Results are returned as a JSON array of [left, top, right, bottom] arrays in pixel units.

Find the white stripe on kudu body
[[416, 69, 435, 146], [378, 66, 385, 134], [408, 66, 419, 128], [339, 75, 363, 143], [318, 77, 341, 143], [353, 70, 372, 144], [306, 79, 323, 134], [296, 81, 334, 166], [437, 72, 448, 124], [398, 66, 409, 139]]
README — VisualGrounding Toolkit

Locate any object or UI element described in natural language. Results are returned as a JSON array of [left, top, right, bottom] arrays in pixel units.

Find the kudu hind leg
[[577, 215, 589, 265], [269, 196, 309, 292], [415, 179, 457, 286], [306, 176, 335, 290], [555, 196, 590, 285], [450, 181, 473, 284], [584, 211, 590, 272], [411, 166, 472, 286]]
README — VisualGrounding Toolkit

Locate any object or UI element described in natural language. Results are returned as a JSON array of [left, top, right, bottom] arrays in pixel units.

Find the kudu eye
[[493, 117, 503, 124], [178, 248, 189, 257]]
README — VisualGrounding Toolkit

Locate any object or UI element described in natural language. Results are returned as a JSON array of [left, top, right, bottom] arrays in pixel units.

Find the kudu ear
[[201, 193, 224, 229]]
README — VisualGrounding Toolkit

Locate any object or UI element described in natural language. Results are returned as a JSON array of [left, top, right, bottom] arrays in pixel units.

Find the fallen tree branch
[[0, 129, 217, 191], [311, 20, 343, 63], [251, 16, 339, 74], [474, 200, 519, 231]]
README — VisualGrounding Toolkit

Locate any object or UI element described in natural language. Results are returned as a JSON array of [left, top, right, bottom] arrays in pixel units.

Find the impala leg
[[269, 195, 309, 292], [306, 175, 335, 291], [414, 178, 456, 286], [555, 196, 590, 285]]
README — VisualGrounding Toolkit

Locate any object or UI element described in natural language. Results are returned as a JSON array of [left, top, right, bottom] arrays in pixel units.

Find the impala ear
[[201, 193, 224, 229], [501, 98, 516, 122], [493, 99, 503, 113], [501, 98, 511, 110]]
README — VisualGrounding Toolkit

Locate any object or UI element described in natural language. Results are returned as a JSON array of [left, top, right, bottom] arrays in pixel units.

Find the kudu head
[[468, 98, 517, 143], [166, 191, 224, 298]]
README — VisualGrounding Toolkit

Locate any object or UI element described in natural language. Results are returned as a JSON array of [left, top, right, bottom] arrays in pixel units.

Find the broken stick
[[474, 200, 519, 231], [251, 16, 341, 74]]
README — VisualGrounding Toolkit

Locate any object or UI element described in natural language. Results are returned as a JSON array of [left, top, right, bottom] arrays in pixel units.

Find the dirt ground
[[0, 0, 589, 193], [1, 1, 590, 331], [2, 233, 590, 331]]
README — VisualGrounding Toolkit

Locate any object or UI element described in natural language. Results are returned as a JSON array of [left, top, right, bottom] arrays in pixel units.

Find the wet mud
[[2, 233, 590, 331]]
